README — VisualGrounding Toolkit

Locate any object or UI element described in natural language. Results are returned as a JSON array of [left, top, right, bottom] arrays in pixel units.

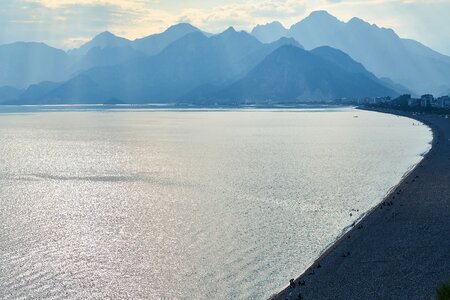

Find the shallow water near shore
[[0, 107, 431, 299]]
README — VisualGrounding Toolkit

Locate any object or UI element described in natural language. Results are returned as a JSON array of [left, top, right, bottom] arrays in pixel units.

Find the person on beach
[[290, 279, 296, 288]]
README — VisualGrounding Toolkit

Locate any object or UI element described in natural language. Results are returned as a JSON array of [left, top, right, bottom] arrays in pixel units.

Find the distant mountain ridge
[[203, 45, 397, 103], [6, 29, 397, 105], [0, 42, 70, 88], [0, 12, 448, 105], [251, 22, 288, 43], [131, 23, 201, 55], [69, 23, 203, 57], [251, 11, 450, 96], [0, 86, 23, 102], [13, 30, 305, 104], [0, 24, 205, 91], [68, 31, 131, 57]]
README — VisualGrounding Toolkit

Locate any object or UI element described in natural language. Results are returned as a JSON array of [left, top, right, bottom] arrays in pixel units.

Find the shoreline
[[274, 108, 450, 300]]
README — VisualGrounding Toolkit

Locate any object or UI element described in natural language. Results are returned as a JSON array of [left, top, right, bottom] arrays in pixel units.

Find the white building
[[436, 96, 450, 109], [420, 94, 434, 108], [408, 98, 420, 107]]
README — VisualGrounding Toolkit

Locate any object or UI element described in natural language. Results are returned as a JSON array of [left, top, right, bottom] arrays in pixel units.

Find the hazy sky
[[1, 0, 449, 55]]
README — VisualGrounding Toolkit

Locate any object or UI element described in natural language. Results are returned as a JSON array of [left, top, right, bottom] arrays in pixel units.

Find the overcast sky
[[1, 0, 449, 55]]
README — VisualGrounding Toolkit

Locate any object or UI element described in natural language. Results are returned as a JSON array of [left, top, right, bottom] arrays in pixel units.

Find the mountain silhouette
[[0, 42, 70, 88], [7, 30, 399, 104], [75, 46, 145, 72], [251, 21, 288, 43], [2, 14, 447, 105], [251, 10, 450, 95], [0, 86, 22, 103], [210, 45, 397, 103], [0, 24, 205, 92], [15, 29, 295, 104], [68, 31, 131, 57], [132, 23, 201, 55]]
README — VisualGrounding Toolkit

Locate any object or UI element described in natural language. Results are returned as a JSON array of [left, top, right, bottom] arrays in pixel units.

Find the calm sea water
[[0, 107, 431, 299]]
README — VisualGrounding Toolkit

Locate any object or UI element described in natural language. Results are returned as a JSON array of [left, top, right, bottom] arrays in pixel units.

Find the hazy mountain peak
[[130, 23, 201, 56], [276, 37, 299, 44], [348, 17, 367, 25], [312, 45, 343, 54], [164, 23, 199, 34], [310, 45, 372, 76], [347, 17, 390, 34], [279, 10, 450, 94], [223, 26, 237, 34], [4, 41, 55, 49], [253, 21, 286, 31], [90, 31, 129, 44], [215, 26, 255, 40], [88, 31, 129, 46], [251, 21, 288, 43], [270, 21, 284, 27], [302, 10, 341, 24], [348, 17, 397, 34], [209, 27, 262, 54], [214, 43, 397, 103], [288, 10, 343, 41], [274, 44, 305, 54], [270, 37, 303, 49], [0, 41, 68, 57], [0, 41, 69, 89], [95, 31, 116, 38], [309, 10, 333, 17], [69, 31, 130, 56]]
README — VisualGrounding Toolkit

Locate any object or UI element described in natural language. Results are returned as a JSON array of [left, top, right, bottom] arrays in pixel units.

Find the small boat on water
[[353, 115, 359, 118]]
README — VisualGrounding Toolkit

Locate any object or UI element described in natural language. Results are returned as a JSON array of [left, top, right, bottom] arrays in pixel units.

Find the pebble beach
[[275, 109, 450, 300]]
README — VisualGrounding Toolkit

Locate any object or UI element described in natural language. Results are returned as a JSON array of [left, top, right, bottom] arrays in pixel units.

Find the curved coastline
[[273, 108, 450, 300]]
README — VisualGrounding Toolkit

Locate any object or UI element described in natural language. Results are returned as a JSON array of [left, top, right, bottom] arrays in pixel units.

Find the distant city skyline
[[1, 0, 449, 55]]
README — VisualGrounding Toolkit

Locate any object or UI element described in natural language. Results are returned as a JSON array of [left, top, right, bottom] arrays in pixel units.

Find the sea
[[0, 106, 432, 299]]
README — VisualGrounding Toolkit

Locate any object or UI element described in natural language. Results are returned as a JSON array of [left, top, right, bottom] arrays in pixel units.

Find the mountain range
[[251, 11, 450, 96], [0, 23, 205, 90], [0, 11, 448, 105], [185, 45, 396, 104]]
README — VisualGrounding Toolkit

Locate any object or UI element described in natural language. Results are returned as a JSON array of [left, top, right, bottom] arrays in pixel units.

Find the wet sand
[[274, 109, 450, 300]]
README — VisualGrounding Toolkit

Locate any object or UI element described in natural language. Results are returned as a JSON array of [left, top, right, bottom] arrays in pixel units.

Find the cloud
[[63, 36, 91, 48], [167, 0, 309, 33], [32, 0, 150, 9]]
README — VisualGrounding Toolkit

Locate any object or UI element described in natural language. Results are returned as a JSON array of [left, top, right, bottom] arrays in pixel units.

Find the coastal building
[[420, 94, 434, 108], [408, 98, 420, 107], [336, 98, 359, 105], [357, 97, 391, 105], [375, 96, 391, 104], [357, 97, 370, 105], [436, 96, 450, 109], [445, 97, 450, 109]]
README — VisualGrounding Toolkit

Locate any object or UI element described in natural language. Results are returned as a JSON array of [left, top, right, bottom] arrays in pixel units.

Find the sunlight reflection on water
[[0, 108, 431, 299]]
